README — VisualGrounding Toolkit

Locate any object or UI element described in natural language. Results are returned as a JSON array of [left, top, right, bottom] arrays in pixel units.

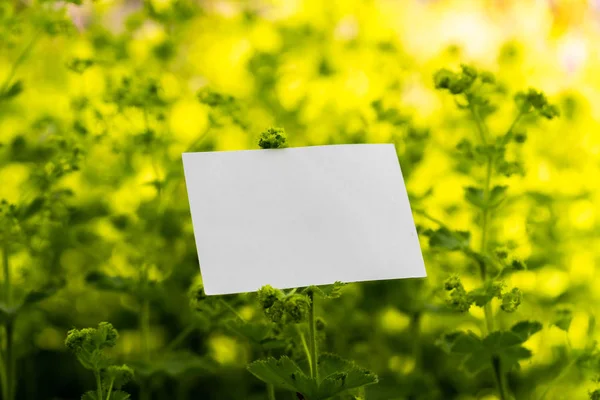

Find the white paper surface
[[182, 144, 426, 295]]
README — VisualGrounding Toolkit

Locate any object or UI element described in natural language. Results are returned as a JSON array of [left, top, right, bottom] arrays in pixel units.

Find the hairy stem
[[308, 291, 319, 381]]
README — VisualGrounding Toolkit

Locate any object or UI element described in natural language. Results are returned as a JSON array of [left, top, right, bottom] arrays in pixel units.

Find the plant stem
[[480, 155, 495, 335], [538, 356, 578, 400], [267, 383, 276, 400], [2, 244, 14, 400], [94, 370, 103, 400], [219, 299, 245, 321], [410, 312, 422, 372], [140, 297, 151, 400], [3, 244, 10, 306], [469, 103, 488, 145], [106, 378, 115, 400], [296, 326, 313, 377], [165, 324, 196, 352], [308, 291, 318, 381], [4, 318, 14, 400], [471, 103, 514, 400], [492, 356, 508, 400], [0, 30, 40, 98]]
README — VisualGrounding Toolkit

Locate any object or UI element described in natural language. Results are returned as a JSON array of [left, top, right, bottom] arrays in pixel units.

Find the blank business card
[[182, 144, 426, 295]]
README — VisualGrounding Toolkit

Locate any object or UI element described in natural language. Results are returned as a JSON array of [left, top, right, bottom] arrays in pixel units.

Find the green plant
[[239, 128, 378, 400], [423, 64, 560, 399], [65, 322, 134, 400]]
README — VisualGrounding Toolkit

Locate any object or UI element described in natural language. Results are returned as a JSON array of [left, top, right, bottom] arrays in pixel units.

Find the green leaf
[[23, 281, 64, 306], [248, 354, 377, 400], [108, 391, 131, 400], [436, 331, 483, 355], [225, 320, 287, 350], [467, 281, 503, 307], [1, 80, 24, 101], [19, 197, 45, 220], [436, 323, 542, 376], [465, 186, 508, 209], [247, 356, 314, 394], [81, 391, 99, 400], [553, 308, 573, 332], [427, 227, 470, 251], [86, 272, 135, 292], [464, 187, 486, 208], [488, 186, 508, 208], [510, 320, 542, 342], [306, 281, 345, 299], [316, 353, 378, 399]]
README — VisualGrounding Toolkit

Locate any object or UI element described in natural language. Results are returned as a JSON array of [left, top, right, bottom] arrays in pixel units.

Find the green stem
[[471, 103, 513, 399], [140, 298, 151, 400], [2, 244, 14, 400], [219, 299, 245, 321], [3, 244, 10, 307], [267, 383, 276, 400], [5, 318, 14, 400], [296, 326, 312, 377], [469, 103, 488, 144], [165, 324, 196, 352], [492, 356, 508, 400], [480, 155, 494, 335], [105, 378, 115, 400], [141, 299, 150, 360], [308, 291, 318, 381], [0, 31, 40, 96], [410, 313, 422, 372], [94, 370, 103, 400], [538, 356, 578, 400]]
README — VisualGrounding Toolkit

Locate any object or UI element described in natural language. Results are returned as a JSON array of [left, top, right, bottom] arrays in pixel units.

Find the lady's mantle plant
[[424, 65, 559, 399], [242, 128, 378, 400], [65, 322, 134, 400]]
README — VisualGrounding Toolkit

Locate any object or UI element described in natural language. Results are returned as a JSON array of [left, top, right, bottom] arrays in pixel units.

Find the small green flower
[[500, 288, 522, 313], [448, 286, 471, 312], [444, 275, 462, 291], [258, 127, 288, 149], [283, 294, 310, 323], [515, 88, 560, 119], [433, 65, 478, 95], [258, 285, 282, 309]]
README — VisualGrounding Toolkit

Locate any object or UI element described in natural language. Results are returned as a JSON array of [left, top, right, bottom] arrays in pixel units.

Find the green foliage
[[247, 354, 377, 400], [66, 323, 134, 400], [437, 321, 542, 376]]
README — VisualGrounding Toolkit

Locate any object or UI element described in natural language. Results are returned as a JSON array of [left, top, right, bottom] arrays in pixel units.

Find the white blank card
[[182, 144, 426, 295]]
